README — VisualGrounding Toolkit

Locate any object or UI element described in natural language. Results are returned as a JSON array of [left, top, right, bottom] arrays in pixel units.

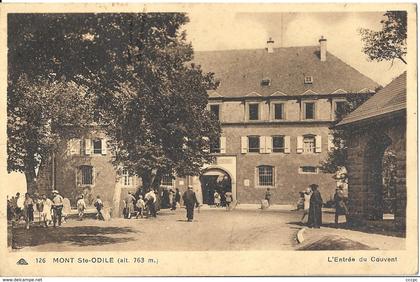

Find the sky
[[185, 11, 406, 86]]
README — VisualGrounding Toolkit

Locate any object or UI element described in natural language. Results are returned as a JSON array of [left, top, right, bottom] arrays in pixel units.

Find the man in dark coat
[[334, 186, 348, 227], [307, 184, 323, 228], [182, 186, 199, 222]]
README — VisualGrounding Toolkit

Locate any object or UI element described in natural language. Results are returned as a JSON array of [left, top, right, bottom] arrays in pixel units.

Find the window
[[299, 166, 319, 174], [248, 136, 260, 153], [92, 139, 102, 154], [304, 102, 315, 120], [161, 175, 174, 187], [249, 104, 259, 120], [258, 166, 274, 186], [261, 78, 271, 86], [80, 166, 93, 185], [335, 101, 347, 119], [122, 169, 133, 186], [273, 103, 284, 120], [210, 104, 220, 120], [210, 138, 221, 153], [303, 136, 316, 153], [272, 136, 285, 153], [304, 76, 313, 84]]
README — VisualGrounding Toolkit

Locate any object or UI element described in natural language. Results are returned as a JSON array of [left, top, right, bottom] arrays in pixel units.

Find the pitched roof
[[193, 46, 380, 98], [337, 71, 406, 126]]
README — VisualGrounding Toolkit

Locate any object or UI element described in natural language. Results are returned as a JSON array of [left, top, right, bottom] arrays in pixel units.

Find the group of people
[[212, 190, 233, 210], [297, 184, 348, 228], [123, 188, 182, 220], [7, 190, 67, 229]]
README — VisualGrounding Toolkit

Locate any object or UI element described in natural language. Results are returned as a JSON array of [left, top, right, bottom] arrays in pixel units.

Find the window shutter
[[259, 136, 265, 153], [241, 136, 248, 153], [74, 139, 81, 155], [284, 136, 291, 153], [296, 136, 303, 153], [265, 136, 272, 153], [101, 138, 107, 155], [328, 134, 334, 151], [220, 137, 226, 154], [315, 135, 322, 153], [85, 139, 91, 155], [67, 140, 73, 156]]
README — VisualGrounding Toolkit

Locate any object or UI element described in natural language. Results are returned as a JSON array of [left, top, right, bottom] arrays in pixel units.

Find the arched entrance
[[363, 133, 393, 220], [200, 168, 232, 206]]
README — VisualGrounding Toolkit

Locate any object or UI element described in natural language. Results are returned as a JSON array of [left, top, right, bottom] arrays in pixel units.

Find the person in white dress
[[301, 187, 312, 224], [41, 194, 53, 227]]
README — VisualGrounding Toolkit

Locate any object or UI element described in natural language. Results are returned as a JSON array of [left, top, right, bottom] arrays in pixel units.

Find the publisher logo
[[16, 258, 28, 265]]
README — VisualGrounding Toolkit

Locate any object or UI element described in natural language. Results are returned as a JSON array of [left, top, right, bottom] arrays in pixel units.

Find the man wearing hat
[[182, 186, 199, 222], [333, 186, 348, 227], [51, 190, 64, 227]]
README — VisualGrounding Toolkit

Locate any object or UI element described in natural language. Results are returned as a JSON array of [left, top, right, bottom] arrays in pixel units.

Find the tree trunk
[[24, 167, 37, 195]]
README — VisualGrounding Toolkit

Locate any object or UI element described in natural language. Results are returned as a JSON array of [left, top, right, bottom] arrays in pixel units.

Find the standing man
[[23, 193, 34, 230], [125, 191, 136, 219], [182, 186, 199, 222], [77, 195, 87, 221], [51, 190, 64, 227], [307, 184, 323, 228], [145, 189, 157, 218], [334, 186, 348, 227]]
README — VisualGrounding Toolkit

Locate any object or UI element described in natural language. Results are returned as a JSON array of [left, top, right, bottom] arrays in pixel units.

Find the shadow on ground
[[10, 225, 137, 249], [297, 235, 376, 251]]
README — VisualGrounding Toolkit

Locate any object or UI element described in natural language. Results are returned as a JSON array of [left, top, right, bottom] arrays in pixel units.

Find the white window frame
[[256, 165, 275, 187], [248, 135, 260, 153], [304, 76, 313, 84], [248, 102, 260, 121], [272, 102, 285, 120], [209, 103, 221, 121], [272, 135, 285, 153], [161, 175, 175, 187], [92, 139, 102, 155], [303, 135, 316, 154], [121, 169, 134, 187], [302, 100, 317, 120], [79, 165, 94, 186]]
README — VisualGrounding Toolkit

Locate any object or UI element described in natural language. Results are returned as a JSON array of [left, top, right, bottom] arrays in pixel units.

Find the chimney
[[266, 37, 274, 53], [319, 36, 327, 61]]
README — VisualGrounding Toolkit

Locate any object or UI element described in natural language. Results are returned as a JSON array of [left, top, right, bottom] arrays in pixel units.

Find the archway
[[200, 168, 232, 205], [362, 133, 392, 220]]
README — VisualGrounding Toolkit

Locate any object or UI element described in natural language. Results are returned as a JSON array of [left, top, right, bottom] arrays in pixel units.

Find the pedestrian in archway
[[182, 186, 199, 222], [307, 184, 323, 228]]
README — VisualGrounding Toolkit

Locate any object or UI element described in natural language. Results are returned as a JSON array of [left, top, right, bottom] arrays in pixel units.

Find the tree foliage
[[8, 13, 220, 192], [320, 94, 373, 179], [359, 11, 407, 64]]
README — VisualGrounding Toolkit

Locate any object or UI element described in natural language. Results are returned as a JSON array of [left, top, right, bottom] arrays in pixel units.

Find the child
[[94, 195, 104, 221], [135, 196, 146, 219], [77, 195, 87, 221], [214, 191, 221, 208], [296, 192, 305, 211]]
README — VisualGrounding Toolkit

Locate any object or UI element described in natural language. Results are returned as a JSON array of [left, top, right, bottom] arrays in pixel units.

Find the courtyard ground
[[9, 205, 405, 252]]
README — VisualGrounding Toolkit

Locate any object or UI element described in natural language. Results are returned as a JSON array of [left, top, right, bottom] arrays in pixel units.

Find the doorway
[[200, 168, 232, 205]]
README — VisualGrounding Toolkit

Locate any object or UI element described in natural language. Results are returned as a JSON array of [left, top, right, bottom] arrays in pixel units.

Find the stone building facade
[[37, 37, 380, 215], [337, 72, 406, 232]]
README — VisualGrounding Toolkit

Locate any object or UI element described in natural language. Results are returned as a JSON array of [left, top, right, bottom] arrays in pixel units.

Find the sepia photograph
[[0, 3, 417, 277]]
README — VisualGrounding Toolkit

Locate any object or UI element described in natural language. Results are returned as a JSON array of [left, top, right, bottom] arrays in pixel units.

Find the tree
[[8, 13, 220, 194], [359, 11, 407, 64], [7, 75, 95, 193], [320, 94, 373, 181], [99, 14, 221, 192]]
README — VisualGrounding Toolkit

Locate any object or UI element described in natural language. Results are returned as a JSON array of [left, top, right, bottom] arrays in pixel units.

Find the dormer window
[[261, 78, 271, 86], [304, 76, 313, 84]]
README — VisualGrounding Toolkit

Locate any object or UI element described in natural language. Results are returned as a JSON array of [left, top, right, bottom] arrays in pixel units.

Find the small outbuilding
[[336, 72, 406, 233]]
